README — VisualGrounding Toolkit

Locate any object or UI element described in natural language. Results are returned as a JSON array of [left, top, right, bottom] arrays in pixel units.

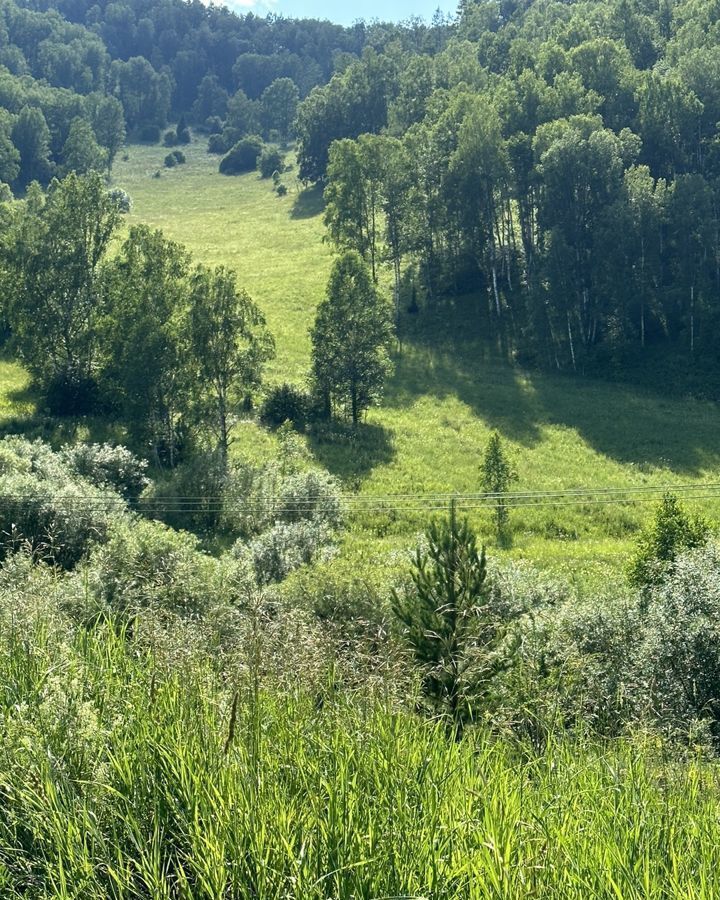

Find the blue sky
[[214, 0, 458, 26]]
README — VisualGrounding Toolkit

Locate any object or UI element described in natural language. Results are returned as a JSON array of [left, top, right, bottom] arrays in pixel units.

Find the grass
[[5, 595, 720, 899], [110, 141, 720, 576], [4, 139, 720, 580]]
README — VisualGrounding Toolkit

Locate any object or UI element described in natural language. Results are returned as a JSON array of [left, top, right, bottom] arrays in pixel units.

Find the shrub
[[628, 494, 709, 588], [274, 469, 344, 529], [0, 466, 126, 570], [140, 451, 227, 533], [205, 115, 223, 134], [163, 129, 178, 147], [276, 183, 288, 197], [163, 153, 177, 168], [234, 519, 334, 586], [45, 371, 101, 416], [83, 518, 242, 617], [172, 149, 186, 164], [219, 135, 264, 175], [61, 443, 149, 502], [636, 543, 720, 741], [258, 146, 285, 179], [261, 383, 310, 429], [176, 116, 191, 144], [207, 133, 227, 154], [107, 187, 132, 213]]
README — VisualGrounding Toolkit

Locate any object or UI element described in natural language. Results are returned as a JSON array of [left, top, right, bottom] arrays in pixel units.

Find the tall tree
[[12, 106, 53, 187], [311, 251, 394, 425], [61, 116, 107, 175], [392, 511, 513, 734], [4, 173, 122, 404], [102, 226, 192, 465], [260, 77, 299, 141], [189, 265, 275, 461]]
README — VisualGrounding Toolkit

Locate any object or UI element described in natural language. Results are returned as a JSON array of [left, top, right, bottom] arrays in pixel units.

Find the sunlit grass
[[2, 139, 719, 579], [3, 611, 720, 899]]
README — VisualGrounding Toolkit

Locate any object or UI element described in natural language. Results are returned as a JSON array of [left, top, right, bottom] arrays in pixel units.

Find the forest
[[4, 0, 720, 895]]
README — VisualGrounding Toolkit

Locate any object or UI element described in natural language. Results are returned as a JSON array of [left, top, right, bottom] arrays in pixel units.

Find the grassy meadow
[[112, 141, 720, 577], [4, 139, 720, 580], [4, 587, 720, 900]]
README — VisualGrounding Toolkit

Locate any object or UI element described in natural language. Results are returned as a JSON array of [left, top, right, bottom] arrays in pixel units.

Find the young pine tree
[[392, 507, 514, 735], [628, 493, 709, 589], [480, 431, 518, 545]]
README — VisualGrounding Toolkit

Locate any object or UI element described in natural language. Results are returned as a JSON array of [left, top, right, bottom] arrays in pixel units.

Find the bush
[[61, 443, 149, 502], [0, 440, 128, 570], [176, 116, 191, 144], [274, 469, 344, 530], [258, 146, 285, 179], [207, 133, 227, 154], [163, 129, 178, 147], [219, 135, 264, 175], [628, 494, 709, 588], [138, 124, 161, 143], [83, 518, 245, 618], [140, 451, 227, 533], [261, 383, 310, 429], [45, 371, 101, 416], [276, 183, 288, 197], [173, 150, 186, 163], [205, 115, 223, 134], [163, 153, 177, 168], [636, 543, 720, 741], [234, 519, 334, 586], [108, 187, 132, 213]]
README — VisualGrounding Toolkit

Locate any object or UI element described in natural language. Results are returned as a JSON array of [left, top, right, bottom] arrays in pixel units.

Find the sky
[[211, 0, 458, 26]]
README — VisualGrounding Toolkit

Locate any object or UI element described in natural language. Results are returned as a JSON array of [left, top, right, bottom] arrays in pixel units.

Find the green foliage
[[188, 264, 275, 459], [311, 251, 394, 425], [637, 543, 720, 739], [163, 151, 177, 167], [11, 106, 52, 187], [61, 116, 107, 175], [261, 382, 310, 429], [3, 172, 122, 401], [101, 224, 193, 465], [237, 519, 334, 586], [480, 431, 518, 543], [628, 493, 710, 587], [260, 77, 299, 140], [207, 132, 227, 154], [60, 442, 149, 502], [0, 436, 127, 569], [83, 517, 247, 619], [219, 135, 265, 175], [258, 145, 285, 179], [393, 512, 515, 731]]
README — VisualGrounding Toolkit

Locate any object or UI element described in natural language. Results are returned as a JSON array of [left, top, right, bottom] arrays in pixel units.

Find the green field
[[4, 140, 720, 579]]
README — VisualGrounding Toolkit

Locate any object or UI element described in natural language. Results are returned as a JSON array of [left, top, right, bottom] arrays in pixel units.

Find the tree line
[[0, 173, 274, 464], [0, 173, 397, 462], [296, 0, 720, 374]]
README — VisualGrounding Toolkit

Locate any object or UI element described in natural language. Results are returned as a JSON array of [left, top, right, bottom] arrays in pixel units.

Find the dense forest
[[6, 0, 720, 894], [290, 0, 720, 376]]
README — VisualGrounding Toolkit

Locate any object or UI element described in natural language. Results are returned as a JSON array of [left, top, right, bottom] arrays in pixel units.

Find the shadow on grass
[[308, 421, 395, 487], [395, 294, 720, 475], [291, 183, 325, 220]]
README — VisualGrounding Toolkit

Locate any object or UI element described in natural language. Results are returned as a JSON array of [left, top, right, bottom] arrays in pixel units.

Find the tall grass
[[3, 606, 720, 899]]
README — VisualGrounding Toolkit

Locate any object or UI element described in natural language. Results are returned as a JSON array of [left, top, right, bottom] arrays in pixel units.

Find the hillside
[[2, 139, 720, 584]]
